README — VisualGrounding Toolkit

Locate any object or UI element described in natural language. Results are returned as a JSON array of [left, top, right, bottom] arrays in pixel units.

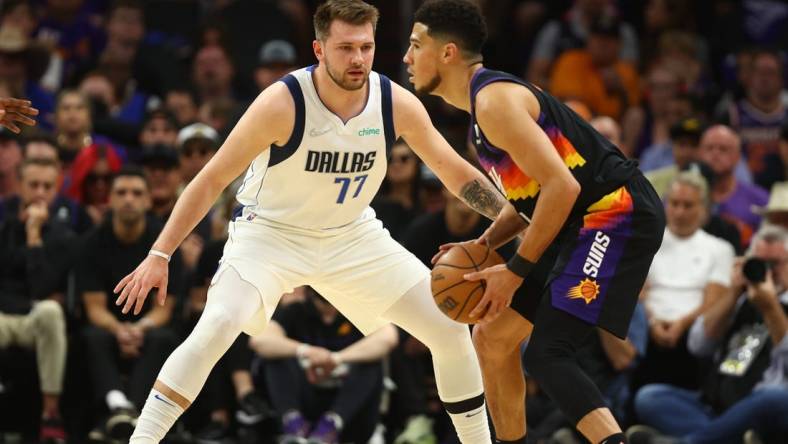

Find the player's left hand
[[464, 264, 522, 324]]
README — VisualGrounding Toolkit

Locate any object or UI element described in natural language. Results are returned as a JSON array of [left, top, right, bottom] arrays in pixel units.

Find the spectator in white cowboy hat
[[756, 182, 788, 229]]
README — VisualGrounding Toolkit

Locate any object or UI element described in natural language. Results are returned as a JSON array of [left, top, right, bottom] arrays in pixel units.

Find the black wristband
[[506, 253, 535, 279]]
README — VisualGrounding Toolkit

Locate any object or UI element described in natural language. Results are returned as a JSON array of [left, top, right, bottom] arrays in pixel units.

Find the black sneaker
[[194, 419, 230, 444], [105, 407, 139, 442], [236, 392, 274, 425]]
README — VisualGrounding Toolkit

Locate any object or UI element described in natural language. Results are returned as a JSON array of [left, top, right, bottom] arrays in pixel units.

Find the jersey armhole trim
[[379, 74, 396, 154], [270, 74, 305, 167]]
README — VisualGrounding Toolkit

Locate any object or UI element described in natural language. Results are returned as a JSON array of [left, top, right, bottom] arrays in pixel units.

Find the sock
[[600, 432, 627, 444], [446, 403, 492, 443], [496, 434, 527, 443], [106, 390, 134, 411], [129, 389, 184, 443]]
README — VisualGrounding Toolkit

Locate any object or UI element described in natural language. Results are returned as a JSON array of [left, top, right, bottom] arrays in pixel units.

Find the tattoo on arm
[[459, 179, 506, 221]]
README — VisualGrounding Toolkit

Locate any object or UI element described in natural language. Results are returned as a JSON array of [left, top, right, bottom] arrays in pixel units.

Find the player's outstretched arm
[[391, 83, 507, 221], [113, 83, 296, 315]]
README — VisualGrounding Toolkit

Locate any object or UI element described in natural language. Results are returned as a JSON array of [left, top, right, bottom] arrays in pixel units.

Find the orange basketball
[[431, 243, 504, 324]]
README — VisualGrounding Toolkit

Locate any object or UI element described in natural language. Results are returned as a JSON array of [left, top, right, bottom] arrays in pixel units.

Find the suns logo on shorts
[[567, 278, 600, 304]]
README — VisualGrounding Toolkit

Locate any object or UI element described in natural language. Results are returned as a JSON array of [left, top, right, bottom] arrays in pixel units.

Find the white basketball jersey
[[235, 66, 395, 230]]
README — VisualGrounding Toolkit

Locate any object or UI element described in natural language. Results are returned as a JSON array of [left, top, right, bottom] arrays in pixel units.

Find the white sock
[[448, 403, 492, 444], [129, 389, 184, 443], [106, 390, 134, 411]]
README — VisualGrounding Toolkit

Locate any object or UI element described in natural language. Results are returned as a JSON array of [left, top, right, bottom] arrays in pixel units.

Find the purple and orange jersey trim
[[477, 119, 586, 203]]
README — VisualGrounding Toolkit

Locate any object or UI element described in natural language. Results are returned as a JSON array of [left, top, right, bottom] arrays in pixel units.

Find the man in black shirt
[[0, 158, 74, 442], [250, 287, 398, 444], [78, 167, 182, 441]]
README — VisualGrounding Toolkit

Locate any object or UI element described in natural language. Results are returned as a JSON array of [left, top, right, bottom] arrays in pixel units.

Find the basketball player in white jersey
[[115, 1, 507, 443]]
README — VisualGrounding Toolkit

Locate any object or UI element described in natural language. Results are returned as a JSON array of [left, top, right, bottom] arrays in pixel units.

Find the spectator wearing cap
[[139, 108, 178, 150], [254, 39, 298, 92], [549, 15, 640, 120], [177, 122, 219, 184], [0, 127, 23, 198], [645, 117, 703, 198], [700, 125, 769, 247], [140, 144, 181, 221], [141, 144, 213, 270]]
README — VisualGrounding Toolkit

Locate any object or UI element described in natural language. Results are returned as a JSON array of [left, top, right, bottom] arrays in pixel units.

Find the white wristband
[[296, 343, 310, 359], [148, 249, 171, 262]]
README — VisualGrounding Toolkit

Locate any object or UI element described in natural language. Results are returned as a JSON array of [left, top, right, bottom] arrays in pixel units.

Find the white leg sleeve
[[157, 265, 266, 402], [382, 278, 491, 443], [131, 266, 267, 443], [382, 277, 484, 402]]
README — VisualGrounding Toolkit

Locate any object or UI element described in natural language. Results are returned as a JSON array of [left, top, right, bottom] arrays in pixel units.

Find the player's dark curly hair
[[414, 0, 487, 57]]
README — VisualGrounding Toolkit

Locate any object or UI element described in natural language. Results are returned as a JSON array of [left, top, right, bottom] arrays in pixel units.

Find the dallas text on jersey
[[305, 150, 377, 174]]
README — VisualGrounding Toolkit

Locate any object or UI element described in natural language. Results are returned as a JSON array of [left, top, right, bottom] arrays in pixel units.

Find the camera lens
[[742, 258, 768, 283]]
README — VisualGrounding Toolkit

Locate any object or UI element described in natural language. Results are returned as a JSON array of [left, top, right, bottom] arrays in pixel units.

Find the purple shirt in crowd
[[717, 180, 769, 246]]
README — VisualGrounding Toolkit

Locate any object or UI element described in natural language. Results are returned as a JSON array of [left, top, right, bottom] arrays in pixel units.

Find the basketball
[[431, 243, 504, 324]]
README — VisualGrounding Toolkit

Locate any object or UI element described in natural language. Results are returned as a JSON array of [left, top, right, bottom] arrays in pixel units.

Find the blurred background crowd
[[0, 0, 787, 443]]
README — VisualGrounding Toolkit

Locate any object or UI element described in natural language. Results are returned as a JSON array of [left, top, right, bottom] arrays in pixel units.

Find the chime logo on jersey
[[358, 127, 380, 136], [305, 150, 376, 174]]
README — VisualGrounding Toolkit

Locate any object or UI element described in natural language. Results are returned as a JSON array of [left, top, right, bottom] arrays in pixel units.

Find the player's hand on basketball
[[431, 239, 486, 265], [114, 254, 169, 315], [0, 98, 38, 133], [464, 264, 522, 324]]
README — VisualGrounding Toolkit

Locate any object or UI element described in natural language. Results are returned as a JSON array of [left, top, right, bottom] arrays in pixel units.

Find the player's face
[[404, 23, 442, 95], [315, 20, 375, 91]]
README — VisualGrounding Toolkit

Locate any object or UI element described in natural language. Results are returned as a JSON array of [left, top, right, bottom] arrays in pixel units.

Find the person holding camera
[[629, 225, 788, 444]]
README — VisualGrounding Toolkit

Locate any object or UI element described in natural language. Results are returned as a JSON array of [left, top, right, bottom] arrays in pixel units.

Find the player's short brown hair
[[313, 0, 379, 41]]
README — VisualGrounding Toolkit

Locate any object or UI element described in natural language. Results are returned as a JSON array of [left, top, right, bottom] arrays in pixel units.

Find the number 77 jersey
[[235, 66, 396, 230]]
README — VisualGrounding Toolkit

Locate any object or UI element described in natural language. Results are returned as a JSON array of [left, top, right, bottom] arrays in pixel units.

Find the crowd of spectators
[[1, 0, 787, 443]]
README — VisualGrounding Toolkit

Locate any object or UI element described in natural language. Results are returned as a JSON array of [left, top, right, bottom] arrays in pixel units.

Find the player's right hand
[[431, 239, 487, 265], [114, 254, 169, 315]]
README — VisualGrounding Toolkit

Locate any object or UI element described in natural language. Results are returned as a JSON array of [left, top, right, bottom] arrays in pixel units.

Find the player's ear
[[441, 42, 459, 64], [313, 40, 324, 61]]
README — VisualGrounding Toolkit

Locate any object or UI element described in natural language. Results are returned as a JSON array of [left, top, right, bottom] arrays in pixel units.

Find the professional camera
[[742, 257, 769, 284]]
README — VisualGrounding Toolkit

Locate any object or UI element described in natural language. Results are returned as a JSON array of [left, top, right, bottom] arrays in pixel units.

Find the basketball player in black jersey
[[405, 1, 666, 443]]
